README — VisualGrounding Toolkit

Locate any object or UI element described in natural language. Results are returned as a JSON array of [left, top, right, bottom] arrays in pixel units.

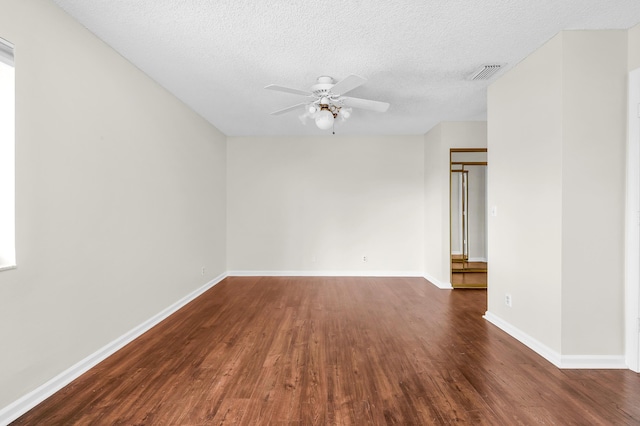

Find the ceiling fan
[[265, 75, 390, 131]]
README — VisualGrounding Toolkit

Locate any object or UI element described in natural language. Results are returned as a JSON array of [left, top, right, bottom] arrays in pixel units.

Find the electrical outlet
[[505, 293, 512, 307], [363, 255, 367, 262], [201, 267, 205, 276]]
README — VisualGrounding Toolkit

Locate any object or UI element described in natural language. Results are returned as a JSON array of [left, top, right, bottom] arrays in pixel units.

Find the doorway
[[450, 149, 487, 288]]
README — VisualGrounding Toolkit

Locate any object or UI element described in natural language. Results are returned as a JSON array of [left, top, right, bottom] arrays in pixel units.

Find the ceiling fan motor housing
[[311, 76, 339, 100]]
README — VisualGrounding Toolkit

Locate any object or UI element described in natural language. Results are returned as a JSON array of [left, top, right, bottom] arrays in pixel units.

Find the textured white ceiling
[[51, 0, 640, 136]]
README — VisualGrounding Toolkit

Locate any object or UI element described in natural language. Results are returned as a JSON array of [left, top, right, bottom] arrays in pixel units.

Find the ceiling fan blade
[[270, 103, 306, 115], [341, 96, 390, 112], [330, 74, 366, 96], [265, 84, 312, 97]]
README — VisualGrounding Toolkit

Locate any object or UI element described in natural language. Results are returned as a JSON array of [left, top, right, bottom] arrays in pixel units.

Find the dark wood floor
[[13, 277, 640, 425], [451, 271, 487, 288], [452, 257, 487, 288]]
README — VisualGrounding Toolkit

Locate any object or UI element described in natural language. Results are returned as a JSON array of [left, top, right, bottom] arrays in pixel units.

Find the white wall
[[488, 34, 564, 352], [0, 0, 227, 410], [488, 30, 627, 359], [560, 30, 627, 355], [423, 122, 487, 287], [227, 136, 424, 274], [424, 124, 446, 285]]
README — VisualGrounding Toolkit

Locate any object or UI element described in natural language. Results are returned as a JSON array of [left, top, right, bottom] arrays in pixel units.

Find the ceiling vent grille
[[469, 64, 503, 81]]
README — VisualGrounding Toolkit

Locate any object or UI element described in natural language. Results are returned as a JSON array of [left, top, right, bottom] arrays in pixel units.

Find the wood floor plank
[[11, 276, 640, 425]]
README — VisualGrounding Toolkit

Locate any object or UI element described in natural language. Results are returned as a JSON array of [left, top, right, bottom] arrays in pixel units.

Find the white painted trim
[[423, 272, 453, 289], [467, 257, 487, 263], [227, 270, 424, 277], [625, 67, 640, 373], [484, 311, 627, 369], [560, 355, 627, 369], [0, 273, 227, 426], [483, 311, 562, 367]]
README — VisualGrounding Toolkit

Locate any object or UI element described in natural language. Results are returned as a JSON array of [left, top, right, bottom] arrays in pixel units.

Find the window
[[0, 37, 15, 271]]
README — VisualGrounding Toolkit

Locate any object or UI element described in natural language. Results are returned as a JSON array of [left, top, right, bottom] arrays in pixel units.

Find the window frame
[[0, 36, 15, 271]]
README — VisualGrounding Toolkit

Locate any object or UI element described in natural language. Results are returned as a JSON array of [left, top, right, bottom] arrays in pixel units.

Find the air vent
[[469, 64, 504, 81]]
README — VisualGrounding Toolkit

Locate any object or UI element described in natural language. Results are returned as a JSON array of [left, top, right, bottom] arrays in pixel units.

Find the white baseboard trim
[[468, 257, 487, 263], [423, 273, 452, 289], [227, 270, 424, 277], [483, 311, 562, 367], [0, 272, 227, 426], [559, 355, 627, 369], [483, 311, 627, 370]]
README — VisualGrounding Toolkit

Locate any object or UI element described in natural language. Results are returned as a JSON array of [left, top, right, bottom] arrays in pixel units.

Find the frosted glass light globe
[[315, 109, 334, 130]]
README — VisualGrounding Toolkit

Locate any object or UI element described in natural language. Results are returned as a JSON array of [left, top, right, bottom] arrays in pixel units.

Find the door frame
[[625, 67, 640, 372], [449, 148, 487, 288]]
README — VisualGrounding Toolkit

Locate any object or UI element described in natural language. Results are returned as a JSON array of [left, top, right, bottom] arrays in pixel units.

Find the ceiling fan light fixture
[[315, 109, 334, 130], [266, 75, 389, 131]]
